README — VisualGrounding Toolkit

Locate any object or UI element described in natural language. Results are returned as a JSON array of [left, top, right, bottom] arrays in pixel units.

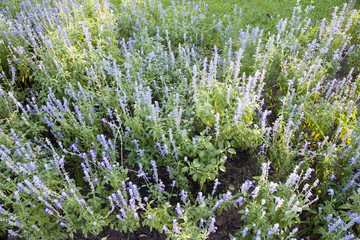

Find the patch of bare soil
[[208, 206, 243, 240], [217, 149, 259, 194]]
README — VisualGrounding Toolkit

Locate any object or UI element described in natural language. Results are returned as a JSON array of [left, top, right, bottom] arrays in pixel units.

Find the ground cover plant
[[0, 0, 359, 239]]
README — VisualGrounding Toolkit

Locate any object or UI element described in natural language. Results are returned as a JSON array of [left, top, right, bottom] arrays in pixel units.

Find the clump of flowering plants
[[0, 0, 360, 239], [227, 161, 319, 239]]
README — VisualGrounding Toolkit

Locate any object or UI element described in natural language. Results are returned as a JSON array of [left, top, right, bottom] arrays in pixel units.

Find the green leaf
[[218, 141, 224, 149], [199, 151, 205, 160], [219, 165, 226, 172], [228, 148, 236, 154]]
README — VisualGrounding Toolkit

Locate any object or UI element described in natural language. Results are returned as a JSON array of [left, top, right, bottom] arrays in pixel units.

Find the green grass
[[159, 0, 360, 34]]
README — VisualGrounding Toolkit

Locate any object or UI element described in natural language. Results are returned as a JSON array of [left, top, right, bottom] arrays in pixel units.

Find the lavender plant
[[232, 162, 319, 239]]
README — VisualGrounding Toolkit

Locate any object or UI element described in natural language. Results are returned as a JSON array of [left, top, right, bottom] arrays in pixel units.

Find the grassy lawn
[[160, 0, 359, 33]]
